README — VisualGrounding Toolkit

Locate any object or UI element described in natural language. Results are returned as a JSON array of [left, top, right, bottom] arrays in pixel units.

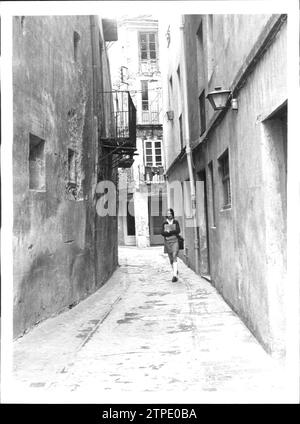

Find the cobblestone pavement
[[11, 247, 289, 403]]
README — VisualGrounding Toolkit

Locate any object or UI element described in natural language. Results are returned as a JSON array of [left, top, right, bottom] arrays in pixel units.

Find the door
[[124, 192, 136, 245], [148, 191, 165, 245]]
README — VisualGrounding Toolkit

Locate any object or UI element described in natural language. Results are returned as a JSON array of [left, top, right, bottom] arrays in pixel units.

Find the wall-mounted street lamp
[[206, 86, 238, 111], [166, 110, 174, 121]]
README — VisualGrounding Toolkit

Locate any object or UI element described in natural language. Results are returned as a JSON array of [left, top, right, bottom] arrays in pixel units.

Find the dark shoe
[[172, 276, 178, 282]]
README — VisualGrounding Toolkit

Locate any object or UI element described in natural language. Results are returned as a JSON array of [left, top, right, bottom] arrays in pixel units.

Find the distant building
[[108, 15, 166, 247], [13, 16, 124, 337], [161, 14, 287, 356]]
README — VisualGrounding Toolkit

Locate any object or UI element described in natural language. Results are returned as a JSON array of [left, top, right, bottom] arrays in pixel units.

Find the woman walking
[[161, 208, 181, 282]]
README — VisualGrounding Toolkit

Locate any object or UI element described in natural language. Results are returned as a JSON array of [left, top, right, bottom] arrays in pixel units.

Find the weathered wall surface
[[184, 14, 272, 145], [191, 16, 287, 355], [109, 17, 162, 125], [162, 14, 287, 355], [13, 16, 118, 337], [160, 14, 186, 169]]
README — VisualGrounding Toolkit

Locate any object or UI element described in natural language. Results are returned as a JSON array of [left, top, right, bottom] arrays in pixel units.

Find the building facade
[[161, 14, 287, 356], [108, 15, 166, 248], [13, 16, 120, 337]]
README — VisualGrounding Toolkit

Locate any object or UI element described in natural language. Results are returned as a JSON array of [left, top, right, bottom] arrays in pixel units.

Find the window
[[68, 148, 77, 184], [120, 66, 128, 83], [177, 66, 181, 80], [197, 21, 203, 52], [207, 15, 214, 80], [151, 111, 159, 124], [149, 190, 165, 234], [139, 32, 157, 61], [141, 80, 149, 111], [154, 141, 162, 166], [218, 149, 231, 209], [73, 31, 80, 62], [208, 161, 216, 226], [196, 21, 204, 75], [169, 76, 173, 100], [145, 140, 153, 166], [199, 90, 206, 135], [177, 66, 181, 94], [177, 66, 182, 113], [67, 148, 79, 199], [144, 140, 162, 167], [29, 133, 45, 190], [179, 114, 184, 149], [168, 76, 173, 111]]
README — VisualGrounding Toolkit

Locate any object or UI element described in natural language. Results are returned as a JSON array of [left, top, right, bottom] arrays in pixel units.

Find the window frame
[[208, 161, 216, 226], [179, 114, 184, 150], [177, 65, 181, 99], [28, 133, 46, 191], [218, 149, 231, 210], [141, 80, 149, 111], [73, 31, 81, 62], [144, 139, 163, 167], [199, 90, 206, 136], [138, 32, 157, 61], [196, 20, 205, 84], [207, 15, 215, 81], [68, 148, 77, 185]]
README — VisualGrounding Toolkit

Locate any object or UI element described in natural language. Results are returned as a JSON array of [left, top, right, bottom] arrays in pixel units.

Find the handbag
[[177, 235, 184, 250]]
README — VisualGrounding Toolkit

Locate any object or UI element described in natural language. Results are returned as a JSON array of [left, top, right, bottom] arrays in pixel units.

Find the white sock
[[173, 261, 178, 276]]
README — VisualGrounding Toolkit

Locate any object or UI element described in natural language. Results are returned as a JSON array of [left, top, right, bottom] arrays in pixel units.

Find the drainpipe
[[180, 15, 200, 274], [90, 15, 99, 288], [90, 16, 97, 114]]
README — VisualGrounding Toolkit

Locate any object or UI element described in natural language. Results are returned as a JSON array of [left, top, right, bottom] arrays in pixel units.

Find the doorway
[[148, 190, 165, 245], [262, 102, 287, 251], [124, 192, 136, 245], [197, 170, 210, 277]]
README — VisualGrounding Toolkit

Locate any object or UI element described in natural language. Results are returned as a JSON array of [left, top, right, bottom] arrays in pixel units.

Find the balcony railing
[[112, 91, 136, 146], [139, 60, 159, 75], [100, 91, 137, 169], [145, 166, 165, 184], [140, 111, 160, 125]]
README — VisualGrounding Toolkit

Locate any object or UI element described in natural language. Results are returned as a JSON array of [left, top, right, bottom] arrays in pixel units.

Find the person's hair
[[167, 208, 174, 219]]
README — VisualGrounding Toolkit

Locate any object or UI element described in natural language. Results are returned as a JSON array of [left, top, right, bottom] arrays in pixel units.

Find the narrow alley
[[13, 247, 286, 403], [6, 9, 295, 405]]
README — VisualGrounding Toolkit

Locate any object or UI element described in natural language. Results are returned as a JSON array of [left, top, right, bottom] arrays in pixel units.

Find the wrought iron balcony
[[100, 91, 137, 169], [145, 166, 165, 184], [139, 60, 159, 75], [112, 91, 136, 143], [139, 110, 160, 125]]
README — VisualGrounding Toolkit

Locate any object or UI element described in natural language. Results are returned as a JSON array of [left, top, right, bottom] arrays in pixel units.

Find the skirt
[[164, 237, 179, 261]]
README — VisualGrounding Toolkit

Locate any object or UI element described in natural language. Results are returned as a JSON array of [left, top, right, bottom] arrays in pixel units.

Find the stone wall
[[192, 15, 287, 355], [13, 16, 118, 337], [162, 14, 287, 355]]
